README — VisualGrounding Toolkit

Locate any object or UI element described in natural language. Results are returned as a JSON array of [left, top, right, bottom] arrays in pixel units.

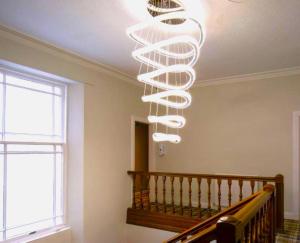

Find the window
[[0, 68, 66, 241]]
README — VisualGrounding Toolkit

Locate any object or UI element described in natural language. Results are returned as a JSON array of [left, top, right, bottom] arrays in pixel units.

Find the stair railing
[[127, 171, 284, 231], [165, 184, 276, 243]]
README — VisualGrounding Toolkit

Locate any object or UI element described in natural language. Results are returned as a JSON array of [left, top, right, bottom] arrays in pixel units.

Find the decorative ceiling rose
[[127, 0, 204, 143]]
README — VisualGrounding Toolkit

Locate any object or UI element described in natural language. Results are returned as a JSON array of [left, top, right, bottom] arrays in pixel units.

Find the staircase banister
[[164, 192, 259, 243], [216, 184, 275, 242], [181, 225, 217, 243], [233, 184, 274, 228], [127, 170, 277, 182]]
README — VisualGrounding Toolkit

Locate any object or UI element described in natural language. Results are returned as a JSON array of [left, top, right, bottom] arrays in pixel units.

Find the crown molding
[[1, 24, 299, 89], [0, 24, 140, 86], [194, 66, 300, 88]]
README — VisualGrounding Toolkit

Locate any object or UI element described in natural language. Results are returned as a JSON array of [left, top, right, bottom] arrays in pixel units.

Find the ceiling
[[0, 0, 299, 82]]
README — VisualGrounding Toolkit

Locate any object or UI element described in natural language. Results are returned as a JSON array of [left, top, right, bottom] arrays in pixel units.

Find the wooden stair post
[[275, 174, 284, 232]]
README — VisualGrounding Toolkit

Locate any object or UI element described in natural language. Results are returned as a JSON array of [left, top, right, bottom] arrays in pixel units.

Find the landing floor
[[276, 220, 300, 243]]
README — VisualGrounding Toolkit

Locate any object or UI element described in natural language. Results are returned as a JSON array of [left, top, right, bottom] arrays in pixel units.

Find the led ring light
[[127, 0, 204, 143]]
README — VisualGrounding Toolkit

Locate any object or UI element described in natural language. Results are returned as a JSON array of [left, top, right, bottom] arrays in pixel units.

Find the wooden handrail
[[165, 185, 276, 243], [216, 184, 275, 242], [128, 171, 277, 182], [233, 185, 273, 226], [164, 192, 259, 243]]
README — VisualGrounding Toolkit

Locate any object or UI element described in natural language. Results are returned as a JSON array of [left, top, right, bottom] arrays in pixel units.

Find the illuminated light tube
[[147, 0, 184, 13], [142, 90, 192, 109], [132, 35, 200, 67], [148, 115, 186, 128], [138, 64, 195, 90], [153, 132, 181, 144], [126, 11, 205, 56], [127, 0, 204, 143]]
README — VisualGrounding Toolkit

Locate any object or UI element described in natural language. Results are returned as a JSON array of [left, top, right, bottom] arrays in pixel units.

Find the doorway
[[134, 121, 149, 172], [134, 121, 149, 207]]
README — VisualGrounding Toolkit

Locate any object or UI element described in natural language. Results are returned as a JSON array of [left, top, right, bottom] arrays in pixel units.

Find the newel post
[[131, 173, 136, 209], [275, 174, 284, 231], [216, 216, 241, 243]]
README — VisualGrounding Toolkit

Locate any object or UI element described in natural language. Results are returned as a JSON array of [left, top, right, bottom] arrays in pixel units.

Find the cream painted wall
[[124, 224, 175, 243], [156, 75, 300, 219], [83, 73, 146, 243], [0, 29, 148, 243], [68, 83, 85, 243]]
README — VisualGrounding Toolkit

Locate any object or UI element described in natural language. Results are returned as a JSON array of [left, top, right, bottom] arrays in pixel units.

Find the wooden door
[[135, 121, 149, 190]]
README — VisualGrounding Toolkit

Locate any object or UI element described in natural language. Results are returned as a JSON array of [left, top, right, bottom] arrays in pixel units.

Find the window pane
[[54, 96, 63, 137], [6, 75, 53, 94], [55, 153, 63, 217], [5, 86, 53, 140], [6, 153, 54, 228], [6, 219, 54, 240], [0, 147, 3, 235], [0, 75, 3, 140], [4, 76, 65, 143]]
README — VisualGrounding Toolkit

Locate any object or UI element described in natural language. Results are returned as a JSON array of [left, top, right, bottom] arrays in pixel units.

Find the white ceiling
[[0, 0, 299, 82]]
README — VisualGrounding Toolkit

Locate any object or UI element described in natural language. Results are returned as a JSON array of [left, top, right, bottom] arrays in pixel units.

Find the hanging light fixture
[[127, 0, 205, 143]]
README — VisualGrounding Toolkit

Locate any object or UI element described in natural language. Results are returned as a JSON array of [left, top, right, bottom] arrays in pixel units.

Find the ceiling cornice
[[0, 24, 140, 86], [1, 24, 299, 89], [194, 66, 300, 88]]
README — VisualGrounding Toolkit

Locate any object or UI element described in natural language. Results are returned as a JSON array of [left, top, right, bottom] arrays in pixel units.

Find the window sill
[[2, 225, 71, 243]]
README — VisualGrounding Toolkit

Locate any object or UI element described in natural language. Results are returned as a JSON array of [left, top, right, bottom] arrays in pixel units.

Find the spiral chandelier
[[127, 0, 205, 143]]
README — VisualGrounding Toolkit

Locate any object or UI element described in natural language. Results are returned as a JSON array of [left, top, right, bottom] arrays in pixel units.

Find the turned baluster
[[265, 200, 270, 242], [250, 218, 255, 242], [217, 178, 222, 212], [162, 176, 167, 213], [256, 210, 261, 242], [197, 177, 202, 218], [261, 205, 265, 242], [155, 175, 158, 211], [259, 208, 264, 242], [269, 197, 275, 242], [188, 177, 193, 216], [227, 179, 232, 207], [139, 174, 143, 209], [179, 176, 183, 215], [266, 203, 270, 242], [170, 176, 175, 214], [244, 224, 250, 243], [264, 203, 268, 242], [253, 214, 257, 242], [250, 179, 255, 194], [132, 174, 136, 209], [207, 178, 211, 216], [262, 203, 266, 242], [146, 175, 151, 211], [239, 179, 243, 201]]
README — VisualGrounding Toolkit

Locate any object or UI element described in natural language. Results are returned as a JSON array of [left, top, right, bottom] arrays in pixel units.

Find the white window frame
[[0, 66, 68, 242]]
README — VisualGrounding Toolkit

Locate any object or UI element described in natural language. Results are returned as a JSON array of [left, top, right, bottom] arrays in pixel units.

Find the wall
[[156, 75, 300, 219], [0, 27, 148, 243], [67, 83, 85, 243], [124, 225, 175, 243]]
